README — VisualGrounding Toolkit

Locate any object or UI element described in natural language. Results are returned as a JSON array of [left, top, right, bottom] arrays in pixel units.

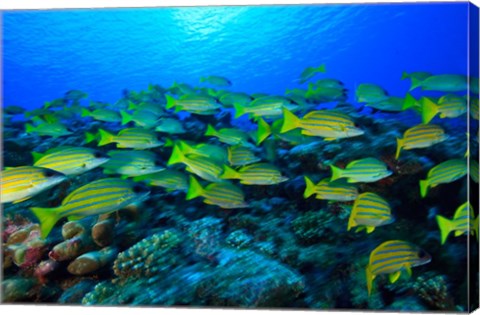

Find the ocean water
[[1, 2, 479, 311]]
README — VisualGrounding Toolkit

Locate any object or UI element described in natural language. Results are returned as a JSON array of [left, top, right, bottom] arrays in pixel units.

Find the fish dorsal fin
[[12, 196, 31, 204], [348, 157, 382, 168], [454, 230, 464, 237], [366, 226, 375, 234], [389, 271, 402, 283]]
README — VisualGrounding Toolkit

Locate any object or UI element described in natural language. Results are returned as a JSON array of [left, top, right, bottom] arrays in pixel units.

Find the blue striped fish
[[419, 159, 467, 197], [227, 145, 261, 166], [436, 202, 478, 244], [303, 177, 358, 201], [120, 109, 162, 129], [96, 128, 164, 149], [396, 124, 448, 159], [205, 124, 251, 147], [420, 95, 467, 124], [221, 163, 288, 185], [167, 144, 224, 182], [471, 159, 479, 183], [330, 158, 392, 183], [33, 147, 109, 176], [165, 94, 221, 115], [133, 169, 189, 192], [471, 98, 479, 120], [81, 108, 121, 123], [1, 166, 67, 204], [102, 150, 165, 177], [30, 178, 150, 238], [348, 192, 394, 233], [186, 176, 248, 209], [366, 240, 431, 295], [234, 96, 298, 119], [281, 108, 364, 140], [355, 84, 389, 103], [178, 140, 228, 164], [409, 74, 468, 92]]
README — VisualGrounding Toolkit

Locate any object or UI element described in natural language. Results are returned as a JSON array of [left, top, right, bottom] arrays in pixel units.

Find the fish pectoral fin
[[389, 271, 402, 283], [404, 265, 412, 277], [355, 226, 365, 233], [120, 175, 129, 180], [366, 226, 375, 234], [454, 230, 464, 236], [324, 137, 336, 141]]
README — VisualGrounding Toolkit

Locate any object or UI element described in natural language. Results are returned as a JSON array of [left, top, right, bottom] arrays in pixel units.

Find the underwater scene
[[1, 2, 480, 312]]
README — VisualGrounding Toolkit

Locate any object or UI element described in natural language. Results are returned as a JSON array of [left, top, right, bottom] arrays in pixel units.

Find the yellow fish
[[186, 176, 248, 209], [221, 163, 288, 185], [303, 177, 358, 201], [330, 158, 392, 183], [436, 202, 478, 244], [396, 124, 448, 159], [96, 128, 164, 149], [419, 159, 467, 197], [347, 192, 394, 233]]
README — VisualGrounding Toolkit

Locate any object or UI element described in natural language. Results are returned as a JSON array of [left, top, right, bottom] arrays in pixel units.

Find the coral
[[412, 272, 455, 310], [67, 246, 118, 276], [1, 278, 36, 302], [113, 229, 182, 279], [49, 221, 95, 262], [91, 217, 115, 247], [34, 259, 60, 284], [226, 229, 253, 249], [197, 248, 305, 307], [59, 280, 98, 304], [4, 223, 48, 269], [187, 217, 223, 261], [292, 210, 338, 245]]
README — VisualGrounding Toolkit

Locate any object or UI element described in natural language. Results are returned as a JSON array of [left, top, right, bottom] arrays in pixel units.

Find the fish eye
[[132, 184, 147, 193], [417, 249, 427, 259], [94, 151, 105, 158], [43, 169, 57, 177], [154, 159, 163, 166]]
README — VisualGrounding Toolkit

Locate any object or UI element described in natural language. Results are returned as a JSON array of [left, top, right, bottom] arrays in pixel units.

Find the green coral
[[292, 210, 337, 245], [412, 272, 455, 310]]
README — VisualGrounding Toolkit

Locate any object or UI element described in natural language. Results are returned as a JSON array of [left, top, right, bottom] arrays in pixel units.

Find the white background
[[1, 0, 479, 315]]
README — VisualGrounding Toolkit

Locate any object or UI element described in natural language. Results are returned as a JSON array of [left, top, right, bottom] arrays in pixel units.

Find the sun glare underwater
[[1, 2, 480, 311]]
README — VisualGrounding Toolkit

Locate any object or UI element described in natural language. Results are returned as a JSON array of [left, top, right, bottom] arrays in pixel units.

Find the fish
[[43, 98, 68, 109], [303, 176, 358, 201], [165, 94, 221, 115], [281, 108, 364, 140], [186, 176, 248, 209], [299, 64, 326, 84], [101, 150, 165, 177], [221, 163, 288, 185], [168, 82, 197, 95], [470, 98, 479, 120], [96, 128, 164, 149], [396, 124, 448, 159], [177, 140, 228, 164], [25, 122, 72, 138], [420, 95, 467, 124], [234, 96, 299, 119], [471, 159, 479, 183], [347, 192, 394, 233], [219, 92, 253, 108], [409, 74, 468, 92], [355, 84, 389, 103], [310, 78, 344, 89], [305, 84, 347, 103], [33, 147, 110, 176], [366, 240, 431, 295], [1, 166, 67, 204], [133, 169, 189, 191], [366, 96, 406, 112], [205, 124, 251, 146], [120, 109, 162, 128], [64, 90, 88, 102], [471, 77, 479, 94], [436, 202, 478, 244], [167, 144, 224, 182], [256, 118, 314, 145], [200, 75, 232, 87], [401, 71, 432, 81], [127, 101, 164, 116], [227, 145, 261, 166], [419, 159, 467, 197], [30, 178, 150, 238], [330, 158, 392, 183], [154, 118, 186, 134], [81, 108, 122, 123], [4, 105, 26, 115]]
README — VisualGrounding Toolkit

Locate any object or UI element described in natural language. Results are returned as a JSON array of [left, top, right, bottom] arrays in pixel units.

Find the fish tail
[[395, 137, 404, 160], [436, 215, 455, 245], [164, 137, 174, 147], [256, 118, 271, 145], [402, 93, 416, 110], [30, 207, 61, 239], [85, 131, 97, 144], [419, 179, 430, 198], [220, 165, 240, 179], [186, 175, 204, 200], [366, 265, 374, 296], [303, 176, 317, 199], [330, 165, 344, 181], [233, 103, 246, 119], [31, 151, 45, 163], [205, 124, 217, 137], [120, 110, 133, 125], [165, 95, 176, 109], [81, 108, 91, 117], [25, 123, 36, 134], [409, 77, 423, 91], [421, 97, 439, 124], [127, 101, 138, 111], [316, 64, 326, 73], [401, 71, 409, 80], [280, 108, 301, 133], [473, 216, 479, 241], [97, 129, 114, 146], [167, 144, 185, 166], [43, 101, 52, 109]]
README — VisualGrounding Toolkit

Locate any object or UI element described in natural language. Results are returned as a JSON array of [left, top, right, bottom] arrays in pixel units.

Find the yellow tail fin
[[303, 176, 317, 199], [421, 97, 439, 124], [395, 138, 404, 160], [30, 207, 61, 239], [330, 165, 344, 181], [97, 129, 115, 146], [419, 179, 430, 198], [280, 108, 301, 133], [186, 176, 205, 200], [436, 215, 455, 244]]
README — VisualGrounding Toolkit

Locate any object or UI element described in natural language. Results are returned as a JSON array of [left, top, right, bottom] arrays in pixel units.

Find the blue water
[[2, 3, 470, 109]]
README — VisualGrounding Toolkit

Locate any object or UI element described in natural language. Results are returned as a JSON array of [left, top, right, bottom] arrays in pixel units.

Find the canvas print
[[1, 2, 479, 312]]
